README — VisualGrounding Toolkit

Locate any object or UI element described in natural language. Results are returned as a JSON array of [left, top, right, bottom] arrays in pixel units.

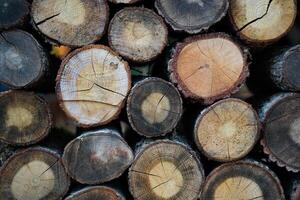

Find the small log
[[194, 98, 260, 162], [169, 33, 249, 104], [127, 77, 182, 137], [0, 91, 52, 146], [128, 140, 205, 200], [259, 93, 300, 172], [62, 129, 134, 184], [0, 147, 70, 200], [0, 0, 29, 29], [155, 0, 229, 34], [292, 181, 300, 200], [56, 45, 131, 128], [108, 7, 168, 63], [65, 186, 125, 200], [0, 29, 49, 89], [268, 45, 300, 91], [31, 0, 109, 47], [108, 0, 141, 4], [201, 160, 285, 200], [229, 0, 297, 45]]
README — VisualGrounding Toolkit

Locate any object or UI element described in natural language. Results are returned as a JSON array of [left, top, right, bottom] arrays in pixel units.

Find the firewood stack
[[0, 0, 300, 199]]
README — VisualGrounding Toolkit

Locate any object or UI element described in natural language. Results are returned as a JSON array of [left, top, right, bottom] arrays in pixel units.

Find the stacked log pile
[[0, 0, 300, 199]]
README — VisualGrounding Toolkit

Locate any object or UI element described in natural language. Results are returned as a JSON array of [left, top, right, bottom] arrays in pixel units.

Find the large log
[[0, 29, 49, 89], [229, 0, 297, 45], [0, 147, 70, 200], [128, 140, 205, 200], [169, 33, 249, 104], [56, 45, 131, 128], [155, 0, 229, 34], [259, 93, 300, 172], [108, 7, 168, 63], [0, 91, 52, 146], [31, 0, 109, 47], [194, 98, 260, 162], [127, 77, 182, 137], [62, 129, 134, 184]]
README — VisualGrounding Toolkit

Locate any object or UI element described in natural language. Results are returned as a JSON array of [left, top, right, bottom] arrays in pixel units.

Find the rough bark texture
[[0, 147, 70, 200], [56, 45, 131, 128], [155, 0, 229, 34], [229, 0, 297, 45], [108, 7, 168, 63], [0, 29, 49, 89], [62, 129, 134, 184], [201, 160, 285, 200], [127, 77, 182, 137], [0, 91, 52, 146], [169, 33, 249, 104], [0, 142, 14, 167], [31, 0, 109, 47], [128, 140, 205, 200], [259, 93, 300, 172], [194, 98, 260, 162]]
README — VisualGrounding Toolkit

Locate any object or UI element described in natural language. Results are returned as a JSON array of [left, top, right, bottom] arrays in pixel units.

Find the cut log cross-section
[[127, 77, 182, 137], [65, 186, 125, 200], [259, 93, 300, 172], [201, 161, 285, 200], [0, 147, 70, 200], [108, 0, 140, 4], [56, 45, 131, 127], [155, 0, 229, 33], [169, 33, 249, 104], [0, 91, 52, 146], [0, 0, 30, 29], [128, 140, 205, 200], [0, 30, 49, 89], [229, 0, 297, 45], [108, 7, 168, 63], [62, 129, 134, 184], [31, 0, 109, 46], [194, 98, 260, 162]]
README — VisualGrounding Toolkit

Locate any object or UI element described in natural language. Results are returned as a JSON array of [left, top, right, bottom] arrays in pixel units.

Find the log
[[0, 147, 70, 200], [155, 0, 229, 34], [0, 91, 52, 146], [201, 160, 285, 200], [65, 186, 125, 200], [62, 129, 134, 184], [268, 45, 300, 91], [169, 33, 249, 104], [31, 0, 109, 47], [108, 0, 141, 5], [108, 7, 168, 63], [0, 29, 49, 89], [259, 93, 300, 172], [0, 0, 29, 29], [292, 181, 300, 200], [0, 142, 14, 167], [229, 0, 297, 45], [56, 45, 131, 128], [128, 140, 205, 200], [194, 98, 260, 162], [127, 77, 182, 137]]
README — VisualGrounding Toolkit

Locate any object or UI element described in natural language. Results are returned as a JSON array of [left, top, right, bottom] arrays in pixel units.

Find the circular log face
[[0, 30, 48, 88], [56, 45, 131, 127], [129, 141, 204, 200], [155, 0, 228, 33], [195, 98, 260, 161], [230, 0, 296, 44], [0, 147, 70, 200], [0, 91, 51, 146], [282, 45, 300, 91], [62, 129, 134, 184], [169, 33, 248, 104], [108, 7, 168, 63], [201, 161, 285, 200], [65, 186, 125, 200], [262, 94, 300, 171], [127, 78, 182, 137], [31, 0, 109, 46]]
